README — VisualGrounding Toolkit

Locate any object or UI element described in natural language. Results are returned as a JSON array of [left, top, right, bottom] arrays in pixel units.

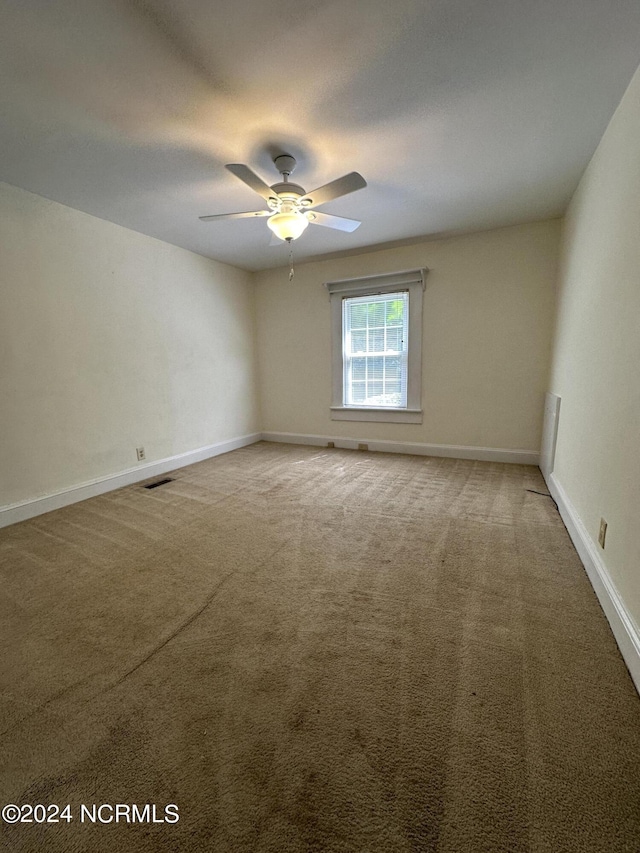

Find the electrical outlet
[[136, 446, 146, 461], [598, 518, 607, 549], [327, 441, 335, 448], [358, 443, 369, 452]]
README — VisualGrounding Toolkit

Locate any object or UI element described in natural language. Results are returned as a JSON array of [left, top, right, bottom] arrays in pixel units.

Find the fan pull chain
[[288, 240, 295, 281]]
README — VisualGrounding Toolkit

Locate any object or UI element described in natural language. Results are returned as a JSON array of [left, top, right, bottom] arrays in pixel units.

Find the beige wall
[[549, 65, 640, 629], [254, 220, 560, 451], [0, 182, 260, 508]]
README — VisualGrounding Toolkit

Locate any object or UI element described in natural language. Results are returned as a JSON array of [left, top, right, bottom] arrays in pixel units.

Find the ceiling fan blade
[[300, 172, 366, 209], [226, 164, 279, 204], [307, 211, 362, 232], [199, 210, 270, 222]]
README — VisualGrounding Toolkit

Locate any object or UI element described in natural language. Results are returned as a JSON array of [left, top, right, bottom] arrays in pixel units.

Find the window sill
[[330, 407, 423, 424]]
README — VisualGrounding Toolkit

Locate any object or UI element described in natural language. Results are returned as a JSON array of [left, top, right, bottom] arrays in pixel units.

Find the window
[[326, 268, 427, 423], [343, 292, 408, 408]]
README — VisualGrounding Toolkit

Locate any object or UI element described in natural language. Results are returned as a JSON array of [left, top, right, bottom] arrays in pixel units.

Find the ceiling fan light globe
[[267, 210, 309, 242]]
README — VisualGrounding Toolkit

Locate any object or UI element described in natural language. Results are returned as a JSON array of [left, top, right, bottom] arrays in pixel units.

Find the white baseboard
[[260, 431, 539, 465], [0, 433, 262, 529], [547, 472, 640, 694]]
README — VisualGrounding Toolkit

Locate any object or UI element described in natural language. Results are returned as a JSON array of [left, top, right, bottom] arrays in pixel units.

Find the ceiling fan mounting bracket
[[274, 154, 297, 178]]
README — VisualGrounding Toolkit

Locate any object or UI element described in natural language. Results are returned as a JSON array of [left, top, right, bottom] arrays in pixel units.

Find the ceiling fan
[[199, 155, 367, 243]]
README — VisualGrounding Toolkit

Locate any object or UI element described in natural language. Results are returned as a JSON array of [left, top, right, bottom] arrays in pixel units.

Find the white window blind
[[342, 291, 409, 408]]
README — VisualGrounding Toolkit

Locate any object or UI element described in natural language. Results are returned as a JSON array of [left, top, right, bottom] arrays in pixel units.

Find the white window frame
[[325, 268, 427, 424]]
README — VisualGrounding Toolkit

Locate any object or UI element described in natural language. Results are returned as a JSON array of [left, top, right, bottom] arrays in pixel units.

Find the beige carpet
[[1, 441, 639, 852]]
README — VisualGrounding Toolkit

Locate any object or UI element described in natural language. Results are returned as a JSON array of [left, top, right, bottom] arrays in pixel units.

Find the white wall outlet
[[136, 446, 146, 461], [598, 518, 607, 549]]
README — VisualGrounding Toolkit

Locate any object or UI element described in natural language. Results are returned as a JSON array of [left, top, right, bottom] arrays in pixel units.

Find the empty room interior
[[1, 1, 640, 851]]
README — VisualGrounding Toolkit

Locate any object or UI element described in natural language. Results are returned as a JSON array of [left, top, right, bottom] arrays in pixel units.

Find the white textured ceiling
[[1, 0, 640, 271]]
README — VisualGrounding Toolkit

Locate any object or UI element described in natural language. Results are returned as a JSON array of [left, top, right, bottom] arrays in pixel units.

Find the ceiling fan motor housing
[[270, 181, 306, 200]]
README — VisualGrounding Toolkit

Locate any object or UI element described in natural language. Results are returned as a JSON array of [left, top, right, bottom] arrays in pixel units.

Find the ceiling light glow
[[267, 208, 309, 242]]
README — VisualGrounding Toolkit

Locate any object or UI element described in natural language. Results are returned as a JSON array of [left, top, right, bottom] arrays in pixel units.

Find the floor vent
[[143, 478, 174, 490]]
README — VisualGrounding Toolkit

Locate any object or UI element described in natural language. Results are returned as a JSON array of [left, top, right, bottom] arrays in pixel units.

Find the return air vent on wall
[[540, 392, 561, 486], [143, 478, 174, 490]]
